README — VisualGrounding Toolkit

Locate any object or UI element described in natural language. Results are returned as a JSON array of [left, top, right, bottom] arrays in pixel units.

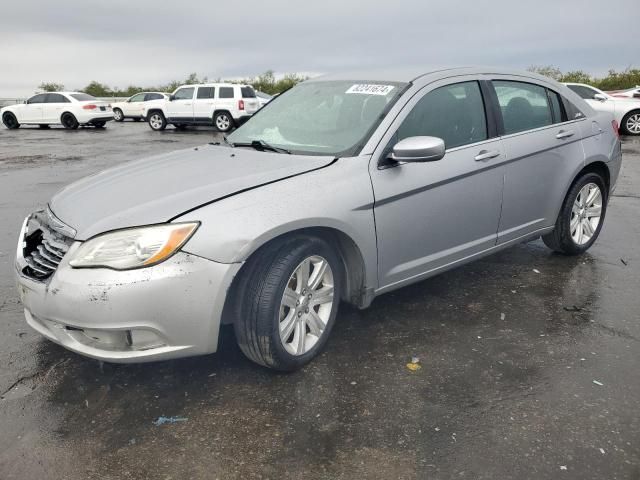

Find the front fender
[[176, 156, 379, 291]]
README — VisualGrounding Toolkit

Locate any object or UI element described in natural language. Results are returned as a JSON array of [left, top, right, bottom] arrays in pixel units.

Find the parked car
[[564, 83, 640, 135], [1, 92, 113, 129], [607, 86, 640, 99], [143, 83, 260, 132], [111, 92, 168, 122], [255, 90, 273, 108], [16, 67, 621, 370]]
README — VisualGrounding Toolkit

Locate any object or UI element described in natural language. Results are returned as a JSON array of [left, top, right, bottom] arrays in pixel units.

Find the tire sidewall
[[258, 238, 342, 370], [621, 111, 640, 136], [559, 173, 607, 254], [148, 112, 166, 131], [113, 109, 124, 122], [61, 113, 78, 129], [3, 113, 19, 129]]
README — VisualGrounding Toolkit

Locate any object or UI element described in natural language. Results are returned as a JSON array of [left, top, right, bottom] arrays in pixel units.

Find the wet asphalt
[[0, 121, 638, 480]]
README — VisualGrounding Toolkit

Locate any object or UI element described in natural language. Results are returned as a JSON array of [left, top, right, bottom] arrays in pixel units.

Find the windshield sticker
[[346, 84, 395, 96]]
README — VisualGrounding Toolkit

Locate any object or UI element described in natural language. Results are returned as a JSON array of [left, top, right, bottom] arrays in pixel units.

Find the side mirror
[[168, 94, 175, 101], [390, 136, 446, 163], [593, 93, 607, 102]]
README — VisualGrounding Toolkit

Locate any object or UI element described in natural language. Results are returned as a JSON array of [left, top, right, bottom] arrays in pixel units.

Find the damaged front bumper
[[15, 218, 241, 363]]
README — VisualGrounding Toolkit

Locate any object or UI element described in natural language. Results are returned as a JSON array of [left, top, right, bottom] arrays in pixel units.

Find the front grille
[[22, 211, 73, 281]]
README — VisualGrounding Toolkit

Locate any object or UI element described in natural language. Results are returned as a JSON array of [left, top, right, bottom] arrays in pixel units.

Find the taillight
[[612, 120, 620, 138], [238, 99, 245, 111], [82, 104, 97, 110]]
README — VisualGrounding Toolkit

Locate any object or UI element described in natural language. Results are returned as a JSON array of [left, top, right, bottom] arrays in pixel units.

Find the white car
[[564, 83, 640, 135], [608, 86, 640, 100], [111, 92, 168, 122], [143, 83, 260, 132], [1, 92, 113, 130], [255, 90, 273, 108]]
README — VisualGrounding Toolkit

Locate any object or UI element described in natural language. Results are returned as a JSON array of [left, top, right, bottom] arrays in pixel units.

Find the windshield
[[227, 80, 407, 156]]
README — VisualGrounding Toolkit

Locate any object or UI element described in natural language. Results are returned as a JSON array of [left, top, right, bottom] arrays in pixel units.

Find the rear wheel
[[61, 112, 79, 130], [232, 235, 342, 371], [148, 111, 166, 131], [542, 172, 607, 255], [621, 111, 640, 135], [2, 112, 20, 129], [113, 108, 124, 122], [214, 112, 233, 132]]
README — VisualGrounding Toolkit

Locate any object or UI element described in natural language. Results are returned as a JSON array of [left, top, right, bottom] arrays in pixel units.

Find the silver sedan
[[15, 67, 622, 370]]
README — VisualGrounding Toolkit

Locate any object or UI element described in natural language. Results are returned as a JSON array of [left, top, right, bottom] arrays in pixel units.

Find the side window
[[196, 87, 215, 99], [129, 93, 146, 102], [144, 93, 163, 101], [493, 81, 553, 135], [395, 81, 488, 149], [566, 84, 598, 100], [27, 94, 47, 104], [562, 97, 585, 120], [547, 90, 565, 123], [173, 87, 194, 100], [45, 93, 70, 103], [218, 87, 234, 99]]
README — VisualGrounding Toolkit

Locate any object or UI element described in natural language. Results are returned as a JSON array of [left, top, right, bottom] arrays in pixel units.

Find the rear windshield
[[241, 86, 256, 98], [70, 93, 97, 101]]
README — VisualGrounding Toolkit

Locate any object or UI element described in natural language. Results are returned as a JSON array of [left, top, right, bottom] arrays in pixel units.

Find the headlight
[[69, 223, 199, 270]]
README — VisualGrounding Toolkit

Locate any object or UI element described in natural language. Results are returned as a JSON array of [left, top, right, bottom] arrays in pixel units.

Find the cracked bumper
[[16, 239, 241, 363]]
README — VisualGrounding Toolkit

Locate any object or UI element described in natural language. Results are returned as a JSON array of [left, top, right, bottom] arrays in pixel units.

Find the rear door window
[[129, 93, 146, 102], [218, 87, 234, 99], [547, 90, 565, 123], [197, 87, 215, 99], [395, 81, 488, 149], [45, 93, 70, 103], [493, 81, 553, 135], [145, 93, 164, 101]]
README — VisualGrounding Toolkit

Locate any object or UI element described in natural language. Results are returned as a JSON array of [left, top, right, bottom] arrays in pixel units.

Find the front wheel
[[61, 112, 79, 130], [148, 111, 166, 131], [621, 111, 640, 136], [542, 172, 607, 255], [2, 112, 20, 129], [214, 112, 233, 132], [232, 236, 342, 371], [113, 108, 124, 122]]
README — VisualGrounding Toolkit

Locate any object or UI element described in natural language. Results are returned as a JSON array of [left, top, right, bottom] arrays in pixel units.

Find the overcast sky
[[1, 0, 637, 97]]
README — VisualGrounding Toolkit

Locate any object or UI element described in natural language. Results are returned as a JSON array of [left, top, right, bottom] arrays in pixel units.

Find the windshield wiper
[[233, 140, 291, 154]]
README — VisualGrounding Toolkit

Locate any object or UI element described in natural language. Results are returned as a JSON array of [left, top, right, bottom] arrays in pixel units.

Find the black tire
[[38, 124, 50, 129], [113, 108, 124, 122], [232, 235, 342, 371], [93, 121, 106, 128], [2, 112, 20, 129], [61, 112, 79, 130], [542, 172, 607, 255], [147, 111, 167, 131], [214, 111, 234, 132], [620, 110, 640, 136]]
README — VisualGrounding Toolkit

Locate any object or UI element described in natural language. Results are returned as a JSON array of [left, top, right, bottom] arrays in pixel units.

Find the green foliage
[[239, 70, 307, 95], [527, 65, 640, 90], [38, 82, 65, 92], [83, 81, 112, 97]]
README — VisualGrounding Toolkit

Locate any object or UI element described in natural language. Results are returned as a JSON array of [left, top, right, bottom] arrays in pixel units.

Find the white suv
[[144, 83, 260, 132], [111, 92, 168, 122]]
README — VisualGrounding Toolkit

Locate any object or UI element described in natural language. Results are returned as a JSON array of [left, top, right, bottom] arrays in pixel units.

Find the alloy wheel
[[149, 114, 163, 130], [626, 113, 640, 134], [216, 114, 230, 131], [570, 182, 602, 245], [3, 114, 17, 129], [279, 255, 335, 356]]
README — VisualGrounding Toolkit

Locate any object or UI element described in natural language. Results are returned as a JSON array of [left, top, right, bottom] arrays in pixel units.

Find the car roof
[[307, 66, 554, 84]]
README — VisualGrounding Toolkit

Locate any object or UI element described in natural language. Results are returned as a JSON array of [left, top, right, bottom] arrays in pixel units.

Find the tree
[[82, 81, 112, 97], [559, 70, 592, 84], [38, 82, 65, 92], [527, 65, 563, 81]]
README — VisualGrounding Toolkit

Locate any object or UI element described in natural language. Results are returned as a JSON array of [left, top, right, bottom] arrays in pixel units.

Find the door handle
[[474, 150, 501, 161], [556, 130, 574, 139]]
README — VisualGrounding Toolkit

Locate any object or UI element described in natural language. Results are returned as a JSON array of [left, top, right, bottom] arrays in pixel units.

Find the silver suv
[[15, 67, 622, 370]]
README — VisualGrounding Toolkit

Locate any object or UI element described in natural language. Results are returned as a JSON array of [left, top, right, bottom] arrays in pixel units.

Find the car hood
[[50, 144, 334, 239]]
